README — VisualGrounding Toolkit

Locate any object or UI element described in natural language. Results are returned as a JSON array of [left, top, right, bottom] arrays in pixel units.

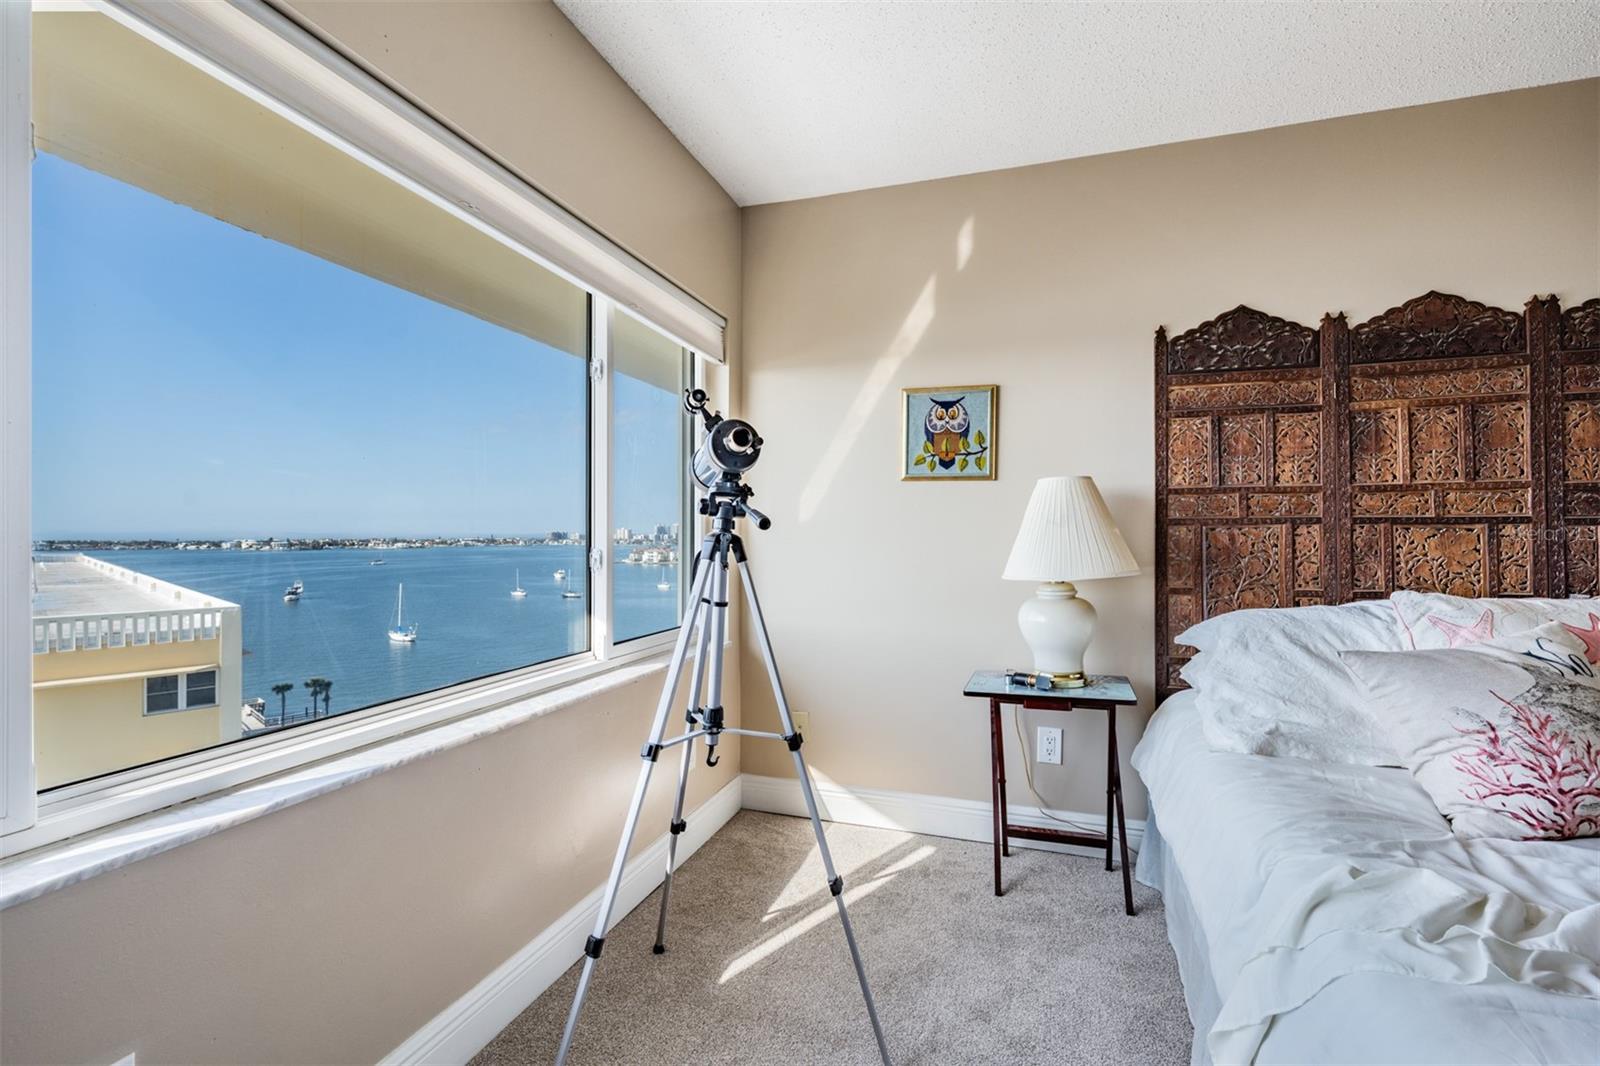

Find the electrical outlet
[[790, 711, 810, 735], [1036, 725, 1062, 765]]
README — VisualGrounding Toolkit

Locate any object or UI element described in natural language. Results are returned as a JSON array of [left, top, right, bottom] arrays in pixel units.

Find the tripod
[[554, 480, 892, 1066]]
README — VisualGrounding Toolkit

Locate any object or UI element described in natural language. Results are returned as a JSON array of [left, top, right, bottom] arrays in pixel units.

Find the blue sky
[[32, 153, 681, 540]]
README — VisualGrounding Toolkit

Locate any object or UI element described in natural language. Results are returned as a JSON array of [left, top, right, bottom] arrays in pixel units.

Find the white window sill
[[0, 656, 669, 910]]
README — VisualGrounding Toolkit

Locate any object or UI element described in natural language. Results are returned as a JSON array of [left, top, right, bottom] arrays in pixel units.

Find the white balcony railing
[[32, 554, 240, 655], [32, 608, 232, 655]]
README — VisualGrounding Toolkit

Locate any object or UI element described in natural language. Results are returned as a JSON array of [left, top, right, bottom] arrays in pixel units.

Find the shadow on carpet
[[472, 810, 1190, 1065]]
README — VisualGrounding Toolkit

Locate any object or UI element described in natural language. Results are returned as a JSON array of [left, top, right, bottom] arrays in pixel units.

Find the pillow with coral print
[[1342, 621, 1600, 840], [1390, 589, 1600, 652]]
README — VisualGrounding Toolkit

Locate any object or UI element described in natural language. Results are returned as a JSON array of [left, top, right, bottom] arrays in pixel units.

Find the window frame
[[182, 669, 217, 709], [142, 674, 182, 715], [141, 670, 219, 716], [1, 0, 713, 857]]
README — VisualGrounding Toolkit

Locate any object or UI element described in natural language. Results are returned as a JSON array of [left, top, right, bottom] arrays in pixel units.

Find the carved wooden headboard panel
[[1155, 291, 1600, 699]]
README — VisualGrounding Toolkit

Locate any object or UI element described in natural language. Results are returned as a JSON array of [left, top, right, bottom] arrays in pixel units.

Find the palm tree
[[321, 678, 333, 716], [304, 677, 328, 719], [271, 682, 294, 724]]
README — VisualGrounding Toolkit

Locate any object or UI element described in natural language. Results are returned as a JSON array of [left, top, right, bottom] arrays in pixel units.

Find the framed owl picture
[[902, 384, 998, 481]]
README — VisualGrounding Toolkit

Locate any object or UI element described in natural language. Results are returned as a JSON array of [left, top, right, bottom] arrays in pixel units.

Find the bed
[[1134, 692, 1600, 1065], [1141, 292, 1600, 1064]]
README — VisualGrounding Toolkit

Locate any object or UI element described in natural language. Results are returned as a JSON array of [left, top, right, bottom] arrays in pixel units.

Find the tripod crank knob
[[743, 503, 772, 530]]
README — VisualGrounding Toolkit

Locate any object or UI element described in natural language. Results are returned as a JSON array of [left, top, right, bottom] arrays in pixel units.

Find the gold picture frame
[[901, 384, 998, 481]]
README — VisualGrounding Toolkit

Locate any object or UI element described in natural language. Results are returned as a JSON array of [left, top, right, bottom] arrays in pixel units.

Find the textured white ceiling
[[555, 1, 1600, 206]]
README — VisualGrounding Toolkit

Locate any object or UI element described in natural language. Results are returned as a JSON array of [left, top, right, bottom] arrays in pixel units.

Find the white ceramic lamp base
[[1016, 581, 1097, 687]]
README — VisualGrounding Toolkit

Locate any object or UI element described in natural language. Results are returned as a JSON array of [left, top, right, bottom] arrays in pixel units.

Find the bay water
[[87, 545, 682, 719]]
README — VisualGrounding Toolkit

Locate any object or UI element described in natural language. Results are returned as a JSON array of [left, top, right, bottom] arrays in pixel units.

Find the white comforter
[[1134, 693, 1600, 1065]]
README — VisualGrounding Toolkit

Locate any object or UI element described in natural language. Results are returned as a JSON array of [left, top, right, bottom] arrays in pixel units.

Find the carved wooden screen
[[1156, 291, 1599, 699], [1553, 298, 1600, 594]]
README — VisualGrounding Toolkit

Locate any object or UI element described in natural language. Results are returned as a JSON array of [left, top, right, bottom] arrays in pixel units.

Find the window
[[143, 676, 181, 715], [2, 1, 724, 850], [29, 5, 591, 789], [184, 670, 217, 709], [611, 313, 692, 643], [142, 670, 217, 715]]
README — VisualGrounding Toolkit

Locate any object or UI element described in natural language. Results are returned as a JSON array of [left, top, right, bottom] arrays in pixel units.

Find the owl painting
[[903, 385, 997, 480], [924, 397, 971, 469]]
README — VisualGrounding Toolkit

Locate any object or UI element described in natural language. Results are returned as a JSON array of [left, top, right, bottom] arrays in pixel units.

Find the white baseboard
[[383, 775, 743, 1066], [739, 773, 1142, 858]]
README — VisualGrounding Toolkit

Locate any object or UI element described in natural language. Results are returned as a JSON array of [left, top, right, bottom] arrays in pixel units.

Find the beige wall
[[3, 3, 742, 1063], [738, 81, 1600, 821], [1, 670, 740, 1065]]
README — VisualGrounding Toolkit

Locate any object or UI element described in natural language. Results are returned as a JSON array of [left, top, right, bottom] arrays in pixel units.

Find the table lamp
[[1002, 476, 1139, 688]]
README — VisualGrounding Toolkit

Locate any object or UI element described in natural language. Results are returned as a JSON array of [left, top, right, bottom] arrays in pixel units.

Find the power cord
[[1010, 708, 1108, 836]]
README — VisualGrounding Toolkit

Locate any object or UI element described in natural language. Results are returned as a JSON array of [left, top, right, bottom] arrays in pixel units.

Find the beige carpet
[[473, 811, 1191, 1065]]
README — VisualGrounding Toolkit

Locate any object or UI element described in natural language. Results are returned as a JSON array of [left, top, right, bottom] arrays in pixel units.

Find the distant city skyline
[[32, 152, 683, 540]]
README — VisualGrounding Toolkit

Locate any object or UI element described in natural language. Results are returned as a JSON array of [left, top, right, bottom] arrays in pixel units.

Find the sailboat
[[283, 580, 304, 602], [561, 574, 581, 600], [370, 554, 386, 566], [387, 583, 418, 643], [656, 566, 671, 592], [510, 569, 527, 598]]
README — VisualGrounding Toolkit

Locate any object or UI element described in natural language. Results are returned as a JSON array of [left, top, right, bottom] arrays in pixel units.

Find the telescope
[[556, 388, 890, 1065], [683, 388, 771, 530]]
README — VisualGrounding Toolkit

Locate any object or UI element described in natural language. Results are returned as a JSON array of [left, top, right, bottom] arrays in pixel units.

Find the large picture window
[[5, 1, 717, 842]]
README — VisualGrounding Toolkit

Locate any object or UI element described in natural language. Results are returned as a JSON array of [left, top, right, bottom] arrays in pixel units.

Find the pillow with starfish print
[[1343, 621, 1600, 840], [1390, 589, 1600, 654]]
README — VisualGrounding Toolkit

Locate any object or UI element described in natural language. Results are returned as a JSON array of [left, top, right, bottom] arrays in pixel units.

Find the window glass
[[185, 670, 218, 708], [611, 314, 689, 643], [144, 676, 180, 714], [30, 10, 593, 789]]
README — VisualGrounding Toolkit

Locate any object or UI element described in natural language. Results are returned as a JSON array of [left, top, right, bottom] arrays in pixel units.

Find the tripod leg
[[654, 568, 716, 954], [555, 551, 716, 1066], [736, 556, 893, 1066]]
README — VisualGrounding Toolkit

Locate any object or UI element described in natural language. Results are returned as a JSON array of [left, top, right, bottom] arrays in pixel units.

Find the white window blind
[[99, 0, 728, 364]]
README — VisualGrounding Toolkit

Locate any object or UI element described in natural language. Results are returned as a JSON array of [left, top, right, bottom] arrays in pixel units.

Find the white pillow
[[1342, 622, 1600, 840], [1390, 589, 1600, 652], [1176, 601, 1408, 764]]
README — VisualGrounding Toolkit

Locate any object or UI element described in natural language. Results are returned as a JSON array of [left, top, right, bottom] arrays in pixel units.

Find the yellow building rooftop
[[32, 554, 234, 618], [31, 555, 238, 656]]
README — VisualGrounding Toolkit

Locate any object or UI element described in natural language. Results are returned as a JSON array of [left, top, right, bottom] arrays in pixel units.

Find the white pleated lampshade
[[1002, 476, 1140, 582]]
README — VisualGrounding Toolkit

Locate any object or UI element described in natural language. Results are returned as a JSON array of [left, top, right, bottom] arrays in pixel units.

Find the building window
[[15, 5, 705, 811], [184, 670, 218, 709], [142, 670, 218, 716], [143, 675, 181, 715]]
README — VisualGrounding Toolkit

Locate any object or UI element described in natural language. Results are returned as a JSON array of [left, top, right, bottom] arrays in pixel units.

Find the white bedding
[[1134, 692, 1600, 1065]]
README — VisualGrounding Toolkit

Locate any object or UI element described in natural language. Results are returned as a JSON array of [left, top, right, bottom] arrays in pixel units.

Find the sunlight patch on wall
[[798, 275, 936, 521]]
